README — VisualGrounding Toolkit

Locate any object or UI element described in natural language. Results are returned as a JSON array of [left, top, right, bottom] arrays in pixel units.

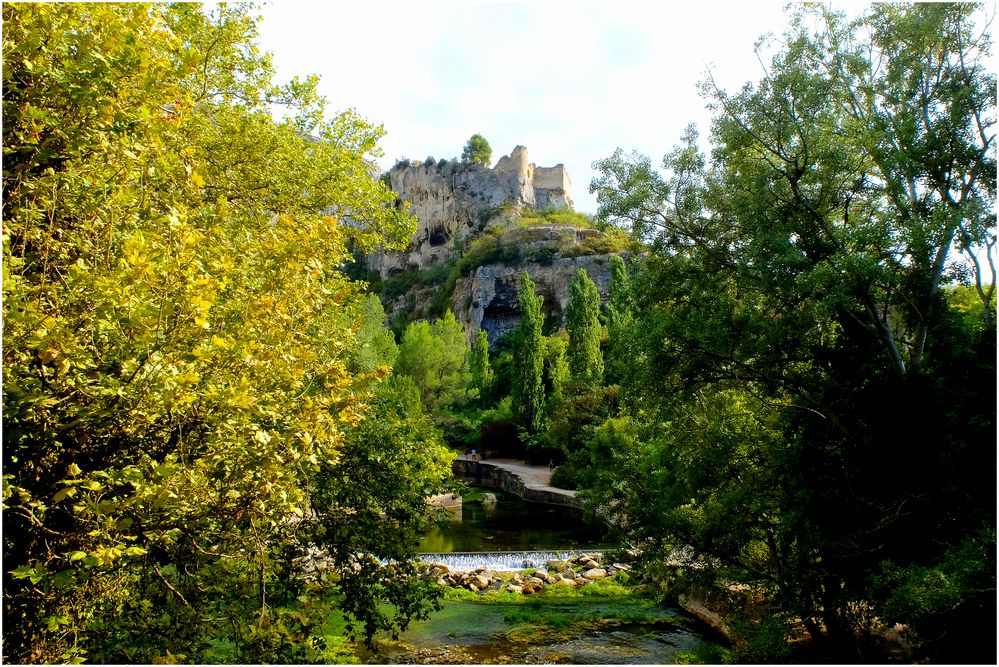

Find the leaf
[[68, 551, 87, 562], [52, 486, 77, 503], [45, 615, 71, 632]]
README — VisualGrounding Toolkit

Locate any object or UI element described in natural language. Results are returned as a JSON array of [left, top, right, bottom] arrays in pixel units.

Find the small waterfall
[[418, 550, 603, 572]]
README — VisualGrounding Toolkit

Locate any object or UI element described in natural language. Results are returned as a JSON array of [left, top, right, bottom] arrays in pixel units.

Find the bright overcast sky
[[255, 1, 867, 214]]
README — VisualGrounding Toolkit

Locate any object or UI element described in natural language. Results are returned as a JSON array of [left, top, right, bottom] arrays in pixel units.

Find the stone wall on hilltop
[[368, 144, 631, 347], [369, 146, 573, 279]]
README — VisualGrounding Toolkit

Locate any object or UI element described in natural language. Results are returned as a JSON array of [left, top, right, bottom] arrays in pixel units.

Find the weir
[[417, 549, 604, 572]]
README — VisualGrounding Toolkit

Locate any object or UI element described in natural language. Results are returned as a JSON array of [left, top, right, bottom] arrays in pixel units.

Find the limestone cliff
[[452, 253, 621, 346], [365, 146, 628, 346], [370, 146, 572, 279]]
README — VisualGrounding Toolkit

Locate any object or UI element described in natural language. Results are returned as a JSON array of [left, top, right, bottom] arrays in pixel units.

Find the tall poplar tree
[[604, 255, 633, 385], [512, 272, 545, 432], [566, 268, 604, 384], [469, 329, 494, 400]]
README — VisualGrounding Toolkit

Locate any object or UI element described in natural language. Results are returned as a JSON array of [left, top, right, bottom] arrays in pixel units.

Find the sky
[[254, 1, 861, 214]]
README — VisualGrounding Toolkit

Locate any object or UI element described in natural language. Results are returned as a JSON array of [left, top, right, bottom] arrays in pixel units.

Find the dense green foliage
[[604, 255, 633, 385], [2, 4, 452, 663], [543, 335, 570, 406], [309, 375, 454, 648], [565, 269, 604, 384], [461, 133, 492, 166], [516, 207, 596, 230], [347, 294, 399, 374], [469, 330, 494, 400], [396, 311, 471, 412], [6, 2, 992, 664], [585, 4, 995, 661], [511, 272, 546, 433]]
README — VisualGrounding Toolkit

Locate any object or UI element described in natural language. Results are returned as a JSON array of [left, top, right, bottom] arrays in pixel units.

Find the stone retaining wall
[[452, 459, 582, 509]]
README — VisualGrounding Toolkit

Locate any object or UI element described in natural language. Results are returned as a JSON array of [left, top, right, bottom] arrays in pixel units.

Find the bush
[[517, 207, 595, 229], [549, 462, 580, 490], [525, 244, 557, 266], [728, 615, 794, 663]]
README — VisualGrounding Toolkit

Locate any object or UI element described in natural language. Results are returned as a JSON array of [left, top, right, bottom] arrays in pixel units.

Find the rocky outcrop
[[370, 146, 573, 279], [427, 493, 462, 508], [452, 253, 620, 346]]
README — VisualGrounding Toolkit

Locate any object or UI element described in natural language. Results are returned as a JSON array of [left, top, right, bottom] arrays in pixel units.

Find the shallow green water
[[419, 491, 613, 553], [360, 597, 718, 664]]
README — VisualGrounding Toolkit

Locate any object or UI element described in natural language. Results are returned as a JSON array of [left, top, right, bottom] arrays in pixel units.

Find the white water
[[418, 549, 603, 572]]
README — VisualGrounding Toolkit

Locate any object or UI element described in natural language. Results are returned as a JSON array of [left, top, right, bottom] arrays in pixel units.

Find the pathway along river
[[360, 488, 724, 664]]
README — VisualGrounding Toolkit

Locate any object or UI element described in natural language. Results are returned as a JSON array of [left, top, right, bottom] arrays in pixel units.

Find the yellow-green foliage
[[1, 3, 432, 663], [516, 208, 596, 229]]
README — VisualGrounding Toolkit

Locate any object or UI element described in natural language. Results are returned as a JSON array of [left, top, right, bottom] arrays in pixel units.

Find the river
[[354, 488, 726, 664], [418, 488, 613, 554]]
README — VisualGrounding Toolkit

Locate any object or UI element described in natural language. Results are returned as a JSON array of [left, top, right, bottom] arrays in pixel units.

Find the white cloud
[[256, 1, 795, 212]]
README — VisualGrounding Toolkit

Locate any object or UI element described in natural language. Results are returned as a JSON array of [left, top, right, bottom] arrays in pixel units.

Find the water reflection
[[420, 490, 611, 553]]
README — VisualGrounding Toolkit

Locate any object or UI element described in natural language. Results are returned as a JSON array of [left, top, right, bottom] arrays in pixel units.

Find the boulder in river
[[584, 568, 607, 580]]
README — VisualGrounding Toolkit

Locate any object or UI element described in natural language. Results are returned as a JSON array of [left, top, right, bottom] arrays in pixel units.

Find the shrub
[[518, 207, 595, 229]]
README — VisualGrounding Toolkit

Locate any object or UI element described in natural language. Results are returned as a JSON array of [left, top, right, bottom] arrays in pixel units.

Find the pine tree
[[461, 133, 492, 166]]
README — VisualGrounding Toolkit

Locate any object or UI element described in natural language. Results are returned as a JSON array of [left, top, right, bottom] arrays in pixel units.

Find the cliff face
[[369, 146, 626, 346], [370, 146, 573, 279], [452, 254, 619, 346]]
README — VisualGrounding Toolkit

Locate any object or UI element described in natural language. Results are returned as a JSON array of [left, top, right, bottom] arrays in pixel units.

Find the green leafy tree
[[396, 310, 471, 411], [565, 268, 604, 384], [1, 3, 442, 663], [308, 374, 454, 649], [590, 3, 995, 659], [347, 293, 399, 374], [461, 133, 492, 166], [469, 329, 494, 400], [512, 272, 545, 432]]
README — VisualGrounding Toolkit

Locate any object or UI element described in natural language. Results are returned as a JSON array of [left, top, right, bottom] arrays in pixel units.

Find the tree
[[396, 310, 471, 411], [604, 255, 634, 385], [565, 268, 604, 384], [512, 272, 546, 432], [347, 293, 399, 374], [308, 374, 454, 650], [590, 3, 995, 659], [461, 133, 493, 166], [1, 4, 439, 663], [469, 329, 494, 400], [544, 335, 570, 405]]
